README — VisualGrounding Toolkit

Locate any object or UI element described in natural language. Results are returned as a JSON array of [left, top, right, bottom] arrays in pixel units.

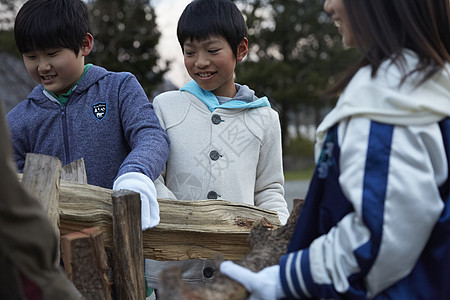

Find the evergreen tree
[[86, 0, 169, 96], [0, 0, 23, 30], [234, 0, 360, 147], [0, 0, 24, 55]]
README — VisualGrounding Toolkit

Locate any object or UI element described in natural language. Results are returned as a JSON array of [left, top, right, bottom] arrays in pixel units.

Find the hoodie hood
[[180, 80, 271, 112], [27, 65, 110, 103], [317, 50, 450, 143]]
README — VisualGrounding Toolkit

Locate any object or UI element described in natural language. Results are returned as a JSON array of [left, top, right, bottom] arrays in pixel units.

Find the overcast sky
[[153, 0, 192, 87]]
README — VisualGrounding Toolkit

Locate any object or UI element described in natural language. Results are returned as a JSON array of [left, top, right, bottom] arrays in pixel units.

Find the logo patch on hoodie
[[92, 102, 107, 120]]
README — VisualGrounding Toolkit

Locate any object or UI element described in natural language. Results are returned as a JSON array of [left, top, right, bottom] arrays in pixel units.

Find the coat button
[[211, 114, 222, 125], [207, 191, 218, 199], [209, 150, 220, 161], [203, 267, 215, 278]]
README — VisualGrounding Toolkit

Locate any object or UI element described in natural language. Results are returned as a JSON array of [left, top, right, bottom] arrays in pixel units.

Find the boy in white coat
[[147, 0, 290, 292]]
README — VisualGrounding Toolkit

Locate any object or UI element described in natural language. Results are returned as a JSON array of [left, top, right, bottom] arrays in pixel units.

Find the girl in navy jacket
[[221, 0, 450, 299]]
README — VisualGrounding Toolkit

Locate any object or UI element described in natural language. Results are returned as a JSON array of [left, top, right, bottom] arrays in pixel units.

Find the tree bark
[[60, 227, 112, 300], [111, 190, 146, 300]]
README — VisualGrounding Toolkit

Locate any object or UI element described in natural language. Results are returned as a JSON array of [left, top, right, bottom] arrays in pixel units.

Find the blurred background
[[0, 0, 361, 203]]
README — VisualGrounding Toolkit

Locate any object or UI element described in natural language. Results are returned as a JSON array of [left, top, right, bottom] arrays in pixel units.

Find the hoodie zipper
[[60, 105, 71, 165]]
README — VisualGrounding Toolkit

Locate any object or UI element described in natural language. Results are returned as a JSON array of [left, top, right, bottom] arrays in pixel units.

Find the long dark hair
[[330, 0, 450, 95]]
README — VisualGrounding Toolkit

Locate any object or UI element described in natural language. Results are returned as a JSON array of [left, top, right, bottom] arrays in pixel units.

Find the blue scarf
[[180, 80, 271, 112]]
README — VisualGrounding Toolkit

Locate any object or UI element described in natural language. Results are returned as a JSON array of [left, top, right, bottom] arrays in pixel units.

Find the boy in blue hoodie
[[147, 0, 289, 292], [7, 0, 169, 230]]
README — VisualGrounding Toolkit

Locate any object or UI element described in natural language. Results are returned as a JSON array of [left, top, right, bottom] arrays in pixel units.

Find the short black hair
[[177, 0, 247, 57], [14, 0, 91, 55]]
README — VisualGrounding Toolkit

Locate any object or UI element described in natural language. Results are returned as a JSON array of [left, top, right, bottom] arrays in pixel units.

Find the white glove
[[220, 261, 285, 300], [113, 172, 160, 230]]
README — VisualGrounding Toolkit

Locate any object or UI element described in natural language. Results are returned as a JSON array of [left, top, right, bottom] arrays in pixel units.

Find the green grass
[[284, 166, 315, 181]]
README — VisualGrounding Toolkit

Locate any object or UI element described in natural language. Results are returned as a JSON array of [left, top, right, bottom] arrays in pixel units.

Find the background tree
[[0, 0, 24, 54], [0, 0, 22, 31], [234, 0, 360, 149], [0, 0, 168, 98], [85, 0, 169, 96]]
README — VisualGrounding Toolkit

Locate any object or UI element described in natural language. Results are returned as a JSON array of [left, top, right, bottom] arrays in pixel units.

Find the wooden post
[[21, 153, 61, 263], [111, 190, 145, 300], [61, 227, 112, 300]]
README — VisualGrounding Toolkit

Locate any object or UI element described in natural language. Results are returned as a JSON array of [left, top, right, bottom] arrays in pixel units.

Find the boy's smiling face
[[183, 35, 248, 98], [22, 33, 93, 96]]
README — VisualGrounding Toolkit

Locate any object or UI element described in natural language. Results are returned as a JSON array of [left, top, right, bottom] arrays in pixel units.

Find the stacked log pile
[[18, 169, 281, 262], [18, 153, 298, 299]]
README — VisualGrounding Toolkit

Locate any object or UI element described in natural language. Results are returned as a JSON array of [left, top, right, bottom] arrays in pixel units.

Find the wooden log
[[17, 173, 281, 260], [61, 158, 87, 184], [158, 199, 305, 300], [56, 179, 114, 239], [144, 200, 281, 261], [111, 190, 145, 300], [60, 227, 112, 300], [20, 153, 61, 263]]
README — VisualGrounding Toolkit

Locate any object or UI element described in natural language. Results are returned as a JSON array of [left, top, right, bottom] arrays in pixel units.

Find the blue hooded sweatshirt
[[6, 65, 169, 189]]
